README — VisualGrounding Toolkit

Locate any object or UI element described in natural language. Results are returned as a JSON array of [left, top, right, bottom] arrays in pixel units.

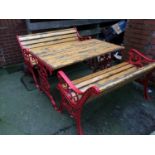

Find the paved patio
[[0, 63, 155, 135]]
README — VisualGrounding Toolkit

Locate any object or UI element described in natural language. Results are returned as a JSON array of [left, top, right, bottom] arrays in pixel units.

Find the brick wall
[[1, 19, 155, 68], [0, 19, 27, 67], [124, 19, 155, 81], [124, 19, 155, 58]]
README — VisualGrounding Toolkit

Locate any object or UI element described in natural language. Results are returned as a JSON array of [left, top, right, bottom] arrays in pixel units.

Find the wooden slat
[[97, 68, 137, 85], [30, 39, 101, 52], [45, 45, 121, 61], [18, 28, 76, 41], [75, 64, 135, 89], [21, 33, 78, 46], [79, 62, 155, 92], [30, 39, 122, 55], [37, 40, 108, 58], [99, 62, 155, 92], [80, 67, 138, 92], [25, 37, 78, 49], [46, 46, 124, 69], [73, 62, 129, 84], [31, 39, 123, 61], [28, 39, 124, 70], [29, 39, 124, 64]]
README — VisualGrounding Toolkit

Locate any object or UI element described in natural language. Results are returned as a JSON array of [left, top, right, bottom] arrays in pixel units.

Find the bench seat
[[73, 62, 155, 93]]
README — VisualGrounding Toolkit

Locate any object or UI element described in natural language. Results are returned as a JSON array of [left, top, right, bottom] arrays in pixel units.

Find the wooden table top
[[29, 39, 124, 70]]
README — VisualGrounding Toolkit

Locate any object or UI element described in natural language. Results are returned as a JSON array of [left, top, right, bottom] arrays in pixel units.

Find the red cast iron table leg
[[36, 58, 61, 112], [87, 53, 112, 72], [87, 50, 123, 72], [23, 49, 40, 89]]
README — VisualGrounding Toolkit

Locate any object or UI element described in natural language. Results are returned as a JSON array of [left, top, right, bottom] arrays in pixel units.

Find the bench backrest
[[17, 28, 79, 49]]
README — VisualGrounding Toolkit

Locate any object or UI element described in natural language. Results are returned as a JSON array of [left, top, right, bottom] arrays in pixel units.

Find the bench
[[17, 28, 91, 88], [57, 49, 155, 134]]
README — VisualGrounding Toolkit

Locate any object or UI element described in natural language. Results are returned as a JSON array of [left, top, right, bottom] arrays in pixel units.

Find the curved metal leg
[[29, 67, 40, 89], [23, 49, 40, 89], [37, 61, 61, 111], [57, 71, 101, 134], [74, 110, 84, 135]]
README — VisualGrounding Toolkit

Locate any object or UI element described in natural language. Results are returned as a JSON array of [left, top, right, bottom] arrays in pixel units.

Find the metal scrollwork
[[129, 49, 155, 67], [87, 53, 113, 71]]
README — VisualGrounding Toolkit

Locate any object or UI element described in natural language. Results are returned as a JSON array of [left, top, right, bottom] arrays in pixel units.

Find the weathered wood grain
[[21, 33, 78, 46], [30, 39, 100, 52], [78, 62, 155, 92], [73, 62, 129, 84], [99, 63, 155, 92], [29, 39, 124, 70], [26, 38, 78, 49], [79, 66, 137, 92], [75, 63, 135, 88], [19, 28, 76, 41], [19, 28, 124, 71], [18, 28, 78, 50]]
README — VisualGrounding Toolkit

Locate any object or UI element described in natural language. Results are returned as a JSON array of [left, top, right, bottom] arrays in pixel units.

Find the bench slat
[[38, 41, 109, 59], [79, 62, 155, 92], [75, 63, 135, 89], [21, 33, 78, 46], [18, 28, 77, 41], [27, 39, 124, 70], [80, 67, 137, 92], [99, 62, 155, 92], [73, 62, 129, 84], [25, 37, 78, 49], [46, 46, 124, 69], [29, 39, 102, 54]]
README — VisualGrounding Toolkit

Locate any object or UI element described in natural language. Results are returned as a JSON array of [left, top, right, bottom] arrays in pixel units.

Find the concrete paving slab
[[0, 63, 155, 135], [0, 71, 73, 134]]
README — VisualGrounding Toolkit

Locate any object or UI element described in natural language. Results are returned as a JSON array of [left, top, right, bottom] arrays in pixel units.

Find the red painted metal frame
[[128, 49, 155, 67], [57, 70, 100, 134], [57, 48, 155, 134], [128, 49, 155, 100], [17, 35, 61, 110], [17, 36, 39, 89], [33, 54, 63, 111], [87, 53, 115, 72], [86, 48, 124, 72]]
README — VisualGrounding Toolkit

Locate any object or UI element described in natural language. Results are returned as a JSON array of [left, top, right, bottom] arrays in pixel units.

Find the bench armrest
[[57, 70, 83, 95], [57, 70, 100, 107], [128, 48, 155, 67]]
